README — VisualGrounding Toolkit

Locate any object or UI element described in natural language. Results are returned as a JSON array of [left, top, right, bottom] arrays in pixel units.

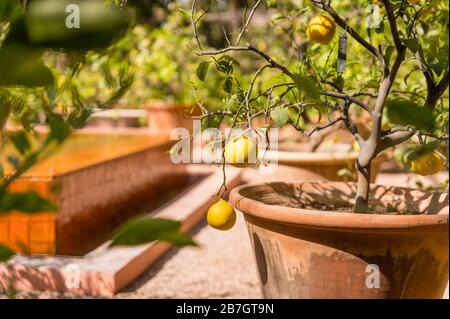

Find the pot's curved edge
[[261, 150, 359, 165], [229, 181, 449, 233]]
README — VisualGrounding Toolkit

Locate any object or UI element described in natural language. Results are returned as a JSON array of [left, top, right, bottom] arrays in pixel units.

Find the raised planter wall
[[1, 133, 186, 256]]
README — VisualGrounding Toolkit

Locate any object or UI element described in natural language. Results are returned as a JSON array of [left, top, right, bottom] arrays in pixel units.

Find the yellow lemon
[[307, 15, 336, 45], [224, 136, 258, 168], [410, 152, 445, 176], [207, 199, 236, 231]]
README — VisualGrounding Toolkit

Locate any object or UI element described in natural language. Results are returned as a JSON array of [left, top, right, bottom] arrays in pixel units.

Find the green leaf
[[0, 191, 58, 213], [270, 107, 290, 127], [7, 155, 20, 169], [384, 46, 395, 66], [0, 0, 21, 22], [47, 115, 72, 143], [223, 78, 233, 93], [404, 141, 443, 162], [216, 55, 238, 75], [196, 61, 210, 82], [385, 99, 435, 131], [111, 216, 197, 246], [0, 44, 54, 87], [7, 0, 130, 50], [0, 245, 15, 262], [9, 131, 31, 155], [294, 74, 320, 101], [402, 38, 420, 54]]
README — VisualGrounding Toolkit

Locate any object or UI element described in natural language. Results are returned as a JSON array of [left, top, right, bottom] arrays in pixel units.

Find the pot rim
[[262, 149, 358, 165], [229, 181, 449, 233]]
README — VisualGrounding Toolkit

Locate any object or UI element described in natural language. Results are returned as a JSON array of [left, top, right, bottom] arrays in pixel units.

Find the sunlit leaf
[[270, 106, 290, 127], [294, 73, 320, 101]]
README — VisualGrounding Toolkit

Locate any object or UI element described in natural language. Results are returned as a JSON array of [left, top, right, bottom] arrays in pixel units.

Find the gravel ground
[[117, 213, 262, 299], [1, 167, 448, 299]]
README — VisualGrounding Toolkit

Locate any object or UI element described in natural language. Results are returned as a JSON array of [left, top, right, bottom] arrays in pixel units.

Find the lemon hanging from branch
[[307, 15, 336, 45], [207, 199, 236, 231], [409, 152, 445, 176], [224, 136, 258, 168]]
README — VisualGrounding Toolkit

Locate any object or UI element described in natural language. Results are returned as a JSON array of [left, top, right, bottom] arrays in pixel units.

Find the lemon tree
[[192, 0, 448, 213]]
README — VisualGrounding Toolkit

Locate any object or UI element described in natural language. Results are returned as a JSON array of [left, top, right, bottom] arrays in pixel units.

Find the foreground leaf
[[111, 216, 197, 246], [0, 44, 54, 87], [0, 192, 58, 214], [0, 245, 14, 262], [0, 0, 21, 22], [7, 0, 130, 50]]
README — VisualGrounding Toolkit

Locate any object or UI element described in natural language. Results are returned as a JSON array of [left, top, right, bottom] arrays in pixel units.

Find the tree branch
[[306, 117, 345, 137], [320, 90, 372, 113], [235, 0, 263, 45], [382, 0, 403, 51], [197, 45, 296, 80], [377, 130, 415, 152]]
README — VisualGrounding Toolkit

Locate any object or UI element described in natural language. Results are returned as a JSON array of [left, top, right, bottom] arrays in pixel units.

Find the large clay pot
[[143, 102, 200, 135], [230, 181, 449, 299]]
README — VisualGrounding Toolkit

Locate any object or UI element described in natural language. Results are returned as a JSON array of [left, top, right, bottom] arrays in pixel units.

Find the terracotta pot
[[143, 102, 200, 135], [266, 143, 382, 182], [230, 181, 449, 299], [85, 109, 148, 129]]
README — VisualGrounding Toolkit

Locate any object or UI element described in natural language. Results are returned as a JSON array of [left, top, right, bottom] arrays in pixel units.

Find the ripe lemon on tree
[[207, 199, 236, 231], [409, 152, 445, 176], [224, 136, 258, 168], [307, 15, 336, 45]]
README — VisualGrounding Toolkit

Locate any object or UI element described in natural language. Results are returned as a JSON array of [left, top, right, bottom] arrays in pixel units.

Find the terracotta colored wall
[[0, 179, 56, 255]]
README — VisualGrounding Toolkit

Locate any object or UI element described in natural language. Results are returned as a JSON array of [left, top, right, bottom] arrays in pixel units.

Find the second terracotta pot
[[143, 102, 200, 135]]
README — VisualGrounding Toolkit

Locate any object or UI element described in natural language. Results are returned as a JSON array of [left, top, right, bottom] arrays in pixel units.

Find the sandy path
[[117, 213, 262, 299]]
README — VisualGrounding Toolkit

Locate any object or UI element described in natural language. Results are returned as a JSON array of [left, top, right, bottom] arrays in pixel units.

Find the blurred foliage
[[111, 216, 197, 246], [76, 2, 238, 109], [0, 0, 195, 261]]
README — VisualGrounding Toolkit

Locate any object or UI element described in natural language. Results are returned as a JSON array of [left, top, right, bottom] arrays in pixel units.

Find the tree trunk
[[354, 159, 372, 213]]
